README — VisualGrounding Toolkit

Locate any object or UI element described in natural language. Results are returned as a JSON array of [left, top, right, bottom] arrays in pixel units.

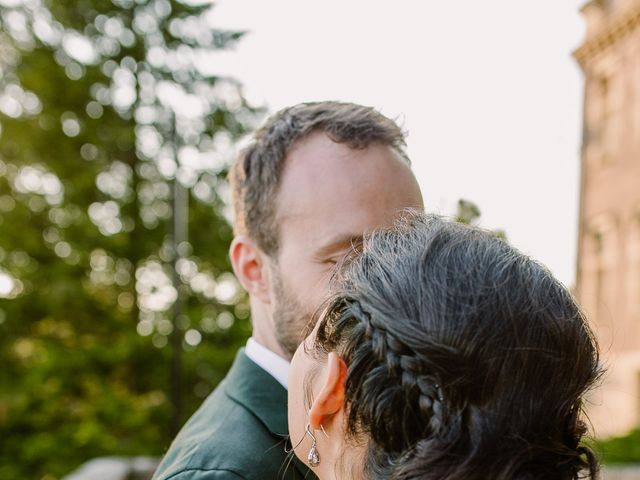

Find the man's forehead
[[282, 131, 408, 182], [275, 150, 413, 214], [272, 131, 422, 253]]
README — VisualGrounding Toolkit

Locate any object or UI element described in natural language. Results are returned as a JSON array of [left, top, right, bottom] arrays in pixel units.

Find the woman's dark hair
[[311, 213, 602, 480]]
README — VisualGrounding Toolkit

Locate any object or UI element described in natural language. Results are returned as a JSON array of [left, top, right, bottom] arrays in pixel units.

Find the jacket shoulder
[[153, 352, 304, 480]]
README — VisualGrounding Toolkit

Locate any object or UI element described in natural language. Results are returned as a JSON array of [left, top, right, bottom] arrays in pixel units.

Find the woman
[[287, 213, 601, 480]]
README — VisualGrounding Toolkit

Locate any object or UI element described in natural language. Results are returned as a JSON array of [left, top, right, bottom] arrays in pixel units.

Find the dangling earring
[[307, 423, 330, 467], [306, 424, 320, 467], [284, 422, 328, 468]]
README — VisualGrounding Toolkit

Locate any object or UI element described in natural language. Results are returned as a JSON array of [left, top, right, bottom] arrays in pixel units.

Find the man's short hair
[[228, 101, 410, 255]]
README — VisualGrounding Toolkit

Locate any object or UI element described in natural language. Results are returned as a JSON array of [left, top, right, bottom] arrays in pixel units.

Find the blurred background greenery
[[0, 0, 262, 478]]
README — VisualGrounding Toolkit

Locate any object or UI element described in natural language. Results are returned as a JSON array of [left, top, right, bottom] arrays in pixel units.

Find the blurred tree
[[592, 427, 640, 464], [454, 198, 506, 239], [454, 198, 482, 225], [0, 0, 261, 478]]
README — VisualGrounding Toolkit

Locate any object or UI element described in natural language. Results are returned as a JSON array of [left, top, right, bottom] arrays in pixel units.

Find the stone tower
[[574, 0, 640, 437]]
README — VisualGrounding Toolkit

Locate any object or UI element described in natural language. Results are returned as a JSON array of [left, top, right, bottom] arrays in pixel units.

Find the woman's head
[[287, 213, 601, 480]]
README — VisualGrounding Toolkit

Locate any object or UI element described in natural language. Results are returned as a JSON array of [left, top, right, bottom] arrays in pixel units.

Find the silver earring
[[284, 422, 329, 467], [306, 424, 320, 467]]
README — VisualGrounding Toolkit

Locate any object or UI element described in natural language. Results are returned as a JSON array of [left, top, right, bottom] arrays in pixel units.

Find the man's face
[[269, 131, 423, 358]]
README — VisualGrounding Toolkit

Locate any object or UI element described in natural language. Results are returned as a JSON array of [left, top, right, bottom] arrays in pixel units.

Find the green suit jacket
[[153, 349, 314, 480]]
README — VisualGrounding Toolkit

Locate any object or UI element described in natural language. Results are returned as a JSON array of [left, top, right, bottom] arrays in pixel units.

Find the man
[[153, 102, 424, 479]]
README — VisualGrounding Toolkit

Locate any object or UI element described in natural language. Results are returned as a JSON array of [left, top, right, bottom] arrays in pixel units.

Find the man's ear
[[309, 352, 348, 429], [229, 235, 271, 304]]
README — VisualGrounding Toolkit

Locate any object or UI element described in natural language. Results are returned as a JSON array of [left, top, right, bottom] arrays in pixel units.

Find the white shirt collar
[[244, 337, 290, 390]]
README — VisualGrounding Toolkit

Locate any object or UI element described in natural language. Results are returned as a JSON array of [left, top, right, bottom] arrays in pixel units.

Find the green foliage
[[592, 428, 640, 464], [454, 198, 507, 239], [0, 0, 261, 478], [454, 198, 482, 225]]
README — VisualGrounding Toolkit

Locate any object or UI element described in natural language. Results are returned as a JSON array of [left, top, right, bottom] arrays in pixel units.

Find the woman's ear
[[229, 235, 271, 304], [309, 352, 348, 429]]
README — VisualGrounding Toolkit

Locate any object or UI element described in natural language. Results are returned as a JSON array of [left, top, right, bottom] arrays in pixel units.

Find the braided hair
[[311, 213, 601, 480]]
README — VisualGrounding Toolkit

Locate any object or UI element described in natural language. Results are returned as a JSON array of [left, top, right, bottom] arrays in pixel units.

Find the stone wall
[[602, 466, 640, 480], [574, 0, 640, 438]]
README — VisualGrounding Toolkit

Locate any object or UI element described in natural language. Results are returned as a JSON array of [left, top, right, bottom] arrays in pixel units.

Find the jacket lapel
[[224, 349, 315, 479], [225, 349, 289, 436]]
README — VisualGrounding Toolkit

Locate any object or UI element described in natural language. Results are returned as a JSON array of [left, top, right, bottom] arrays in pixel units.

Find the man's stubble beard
[[270, 265, 312, 359]]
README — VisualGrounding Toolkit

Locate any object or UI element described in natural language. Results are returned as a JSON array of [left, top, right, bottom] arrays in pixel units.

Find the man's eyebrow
[[314, 234, 363, 257]]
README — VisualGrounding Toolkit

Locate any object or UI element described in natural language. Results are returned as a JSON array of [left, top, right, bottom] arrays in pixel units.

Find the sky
[[207, 0, 587, 286]]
